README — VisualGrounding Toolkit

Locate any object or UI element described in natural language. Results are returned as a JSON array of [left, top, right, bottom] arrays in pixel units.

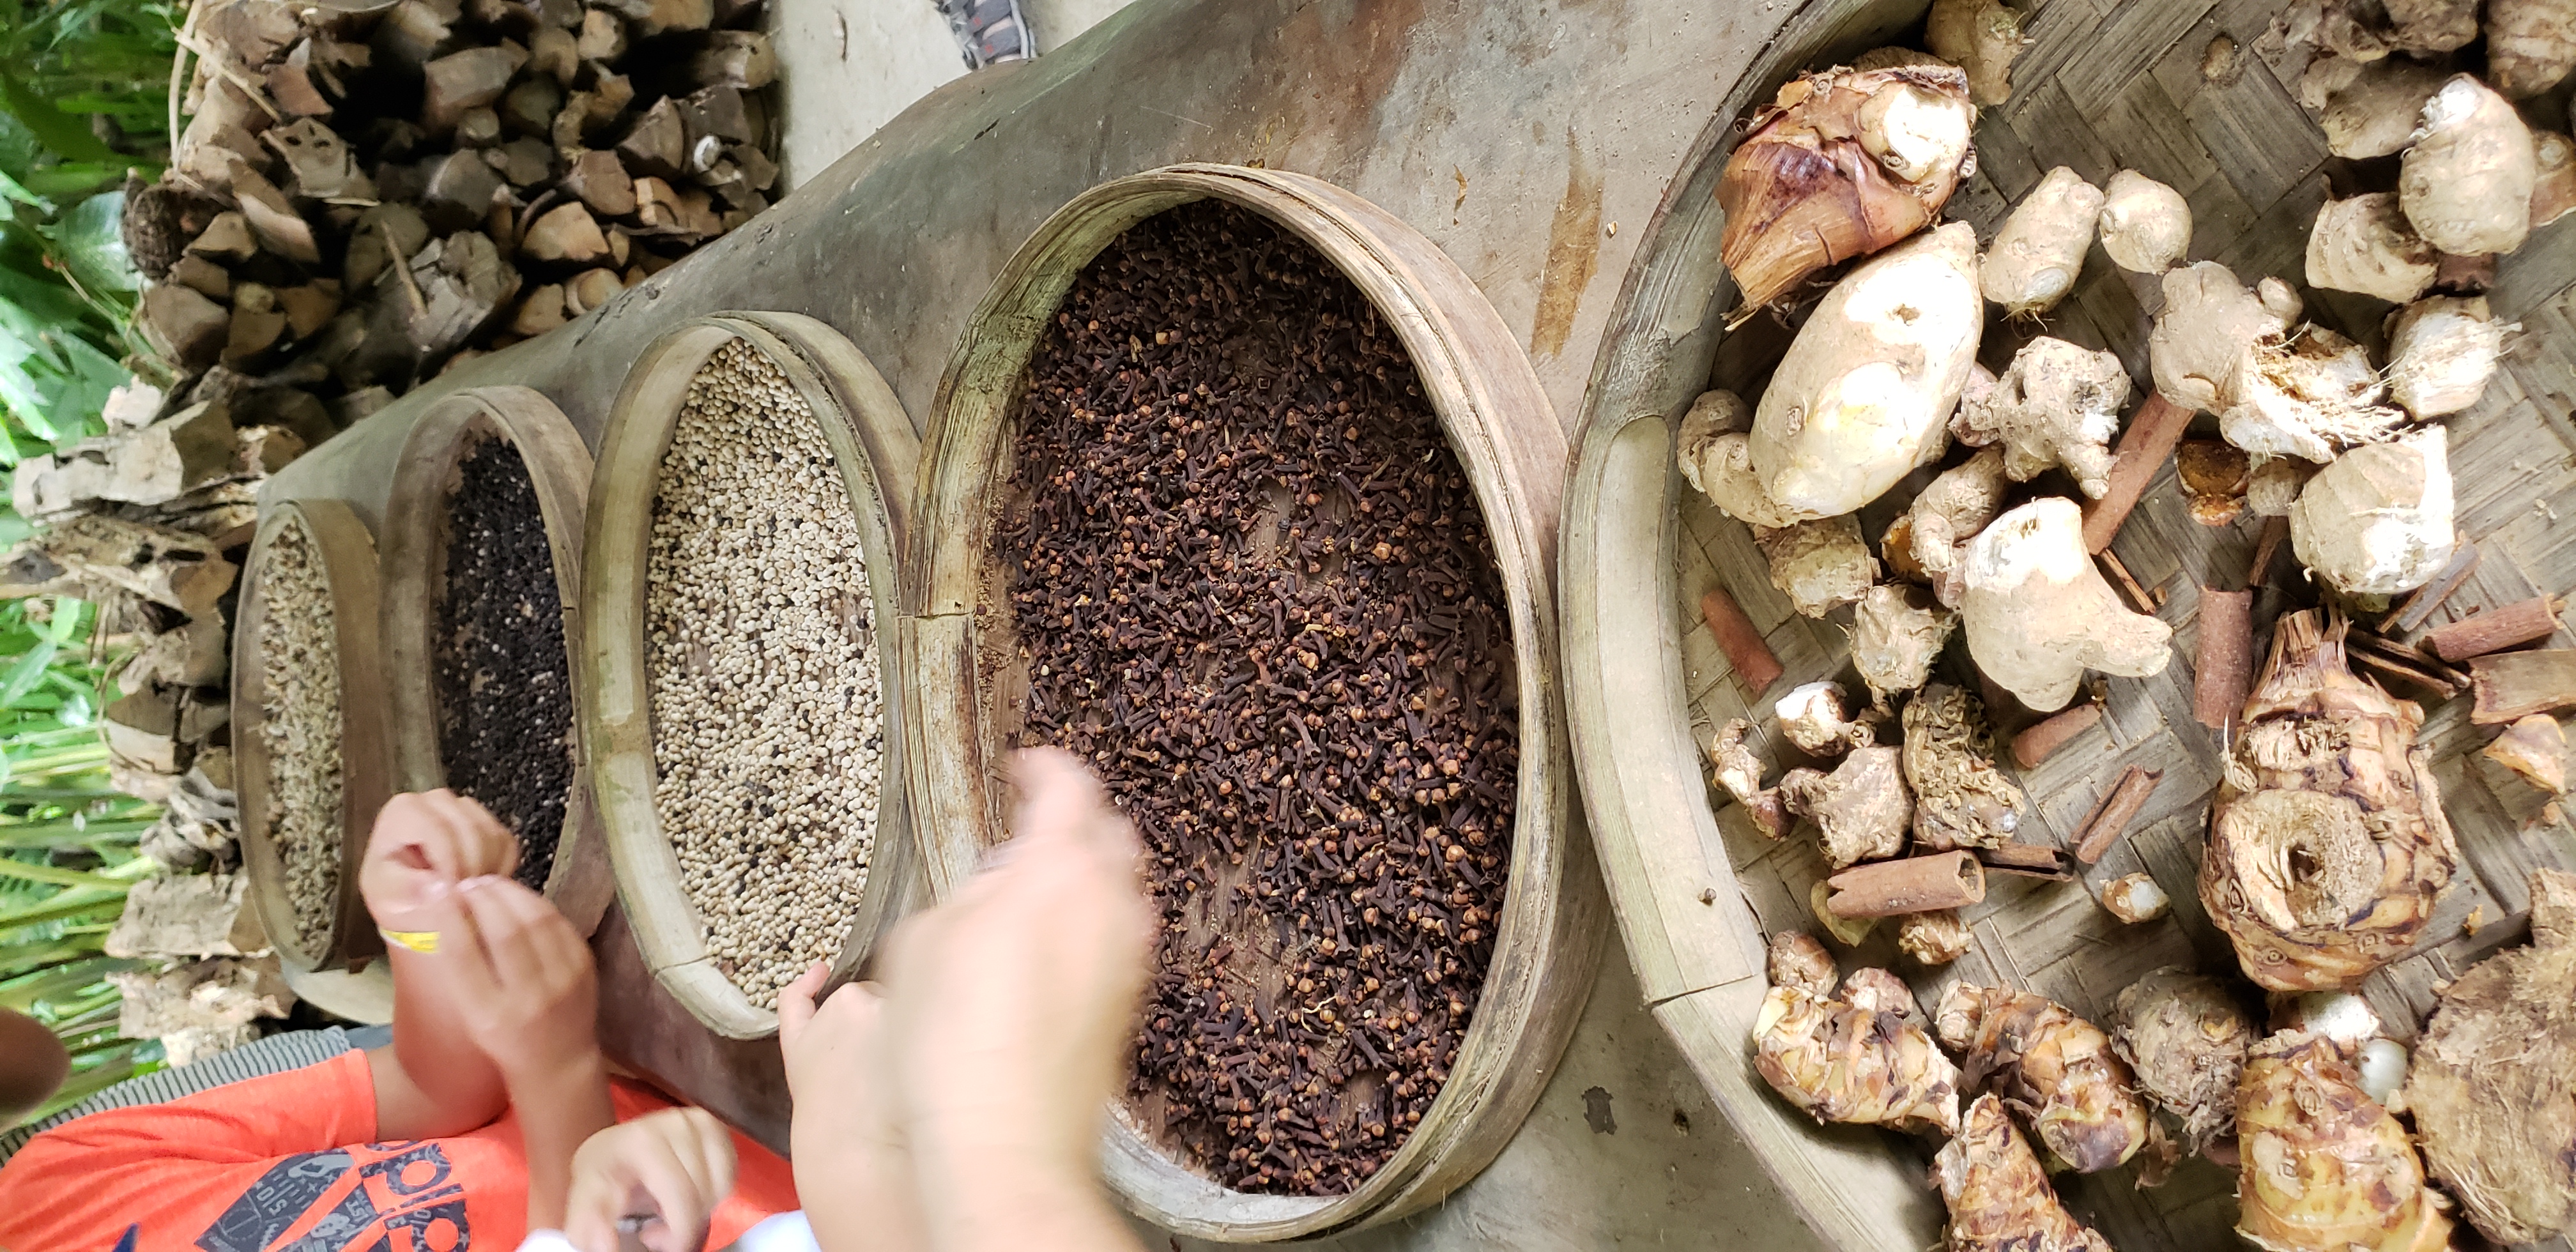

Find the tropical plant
[[0, 595, 160, 1125], [0, 0, 185, 1129], [0, 0, 178, 466]]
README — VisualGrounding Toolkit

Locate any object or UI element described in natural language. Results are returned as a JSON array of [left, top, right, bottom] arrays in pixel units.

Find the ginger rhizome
[[1950, 337, 2129, 499], [2097, 169, 2191, 272], [1959, 497, 2174, 712], [1935, 983, 2153, 1173], [1853, 584, 1957, 710], [2398, 73, 2537, 257], [2149, 262, 2301, 414], [1980, 167, 2103, 318], [2288, 426, 2455, 596], [1924, 0, 2028, 105], [1748, 222, 1982, 519], [1892, 445, 2010, 607], [1779, 744, 1913, 869], [2201, 611, 2460, 991]]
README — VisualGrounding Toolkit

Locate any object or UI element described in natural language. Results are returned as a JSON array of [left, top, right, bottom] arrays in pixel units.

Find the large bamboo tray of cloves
[[1560, 0, 2576, 1249]]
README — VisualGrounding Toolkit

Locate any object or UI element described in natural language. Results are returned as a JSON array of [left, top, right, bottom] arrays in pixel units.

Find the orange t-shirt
[[0, 1050, 797, 1252]]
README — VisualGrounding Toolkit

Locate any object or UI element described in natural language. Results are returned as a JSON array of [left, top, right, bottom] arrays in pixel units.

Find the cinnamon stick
[[2350, 632, 2468, 698], [2082, 393, 2193, 553], [1699, 587, 1784, 696], [2011, 702, 2102, 769], [2425, 593, 2567, 662], [1824, 851, 1987, 917], [1977, 843, 2077, 880], [2246, 515, 2288, 592], [2073, 765, 2161, 864], [2470, 649, 2576, 724], [2380, 540, 2480, 635], [2194, 586, 2253, 731]]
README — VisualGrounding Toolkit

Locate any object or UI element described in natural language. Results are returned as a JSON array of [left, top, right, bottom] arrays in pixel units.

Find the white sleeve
[[515, 1233, 581, 1252], [724, 1212, 819, 1252]]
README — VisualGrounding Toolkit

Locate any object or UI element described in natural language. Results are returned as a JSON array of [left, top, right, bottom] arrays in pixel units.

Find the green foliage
[[0, 1, 199, 1129], [0, 593, 160, 1130]]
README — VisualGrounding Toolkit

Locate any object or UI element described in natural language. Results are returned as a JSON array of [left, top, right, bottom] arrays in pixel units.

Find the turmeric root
[[2149, 261, 2301, 414], [2201, 611, 2460, 991], [2306, 192, 2438, 305], [2485, 0, 2576, 98], [1935, 983, 2153, 1172], [1708, 717, 1788, 837], [2237, 1030, 2455, 1252], [2384, 295, 2513, 418], [1901, 683, 2027, 851], [2109, 967, 2256, 1154], [1934, 1094, 2115, 1252], [1752, 983, 1961, 1134], [2402, 867, 2576, 1246]]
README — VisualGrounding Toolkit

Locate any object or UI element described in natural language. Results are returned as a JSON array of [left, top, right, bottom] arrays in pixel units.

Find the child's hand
[[433, 874, 600, 1087], [875, 748, 1151, 1224], [362, 790, 520, 932], [562, 1108, 737, 1252]]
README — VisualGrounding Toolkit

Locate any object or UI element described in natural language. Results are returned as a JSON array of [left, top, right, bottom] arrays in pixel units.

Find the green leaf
[[0, 640, 57, 706], [0, 75, 117, 167], [44, 192, 135, 300]]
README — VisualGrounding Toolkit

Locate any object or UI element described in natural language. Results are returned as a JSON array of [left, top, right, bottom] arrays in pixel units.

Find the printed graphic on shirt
[[195, 1141, 469, 1252]]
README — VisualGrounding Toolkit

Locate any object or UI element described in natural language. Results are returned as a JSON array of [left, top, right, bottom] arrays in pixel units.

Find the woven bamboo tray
[[1561, 1, 2576, 1248], [379, 385, 613, 937], [581, 312, 924, 1041], [903, 164, 1607, 1241]]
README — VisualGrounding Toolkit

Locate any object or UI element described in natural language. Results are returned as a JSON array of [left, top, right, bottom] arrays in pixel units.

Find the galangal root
[[2402, 867, 2576, 1246], [1934, 1094, 2115, 1252], [2201, 610, 2460, 991], [1935, 983, 2152, 1173], [2235, 1030, 2453, 1252]]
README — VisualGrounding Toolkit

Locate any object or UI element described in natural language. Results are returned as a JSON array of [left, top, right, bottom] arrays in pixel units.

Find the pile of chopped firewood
[[121, 0, 777, 427]]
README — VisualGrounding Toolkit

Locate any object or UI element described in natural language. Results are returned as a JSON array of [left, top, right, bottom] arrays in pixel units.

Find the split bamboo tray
[[1561, 1, 2576, 1249], [903, 164, 1606, 1241], [379, 385, 613, 936], [234, 497, 395, 973], [580, 312, 924, 1041]]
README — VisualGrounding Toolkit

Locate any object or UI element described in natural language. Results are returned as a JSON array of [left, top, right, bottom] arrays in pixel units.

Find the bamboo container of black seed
[[904, 164, 1606, 1241], [379, 386, 613, 936], [581, 313, 924, 1041], [235, 498, 397, 973]]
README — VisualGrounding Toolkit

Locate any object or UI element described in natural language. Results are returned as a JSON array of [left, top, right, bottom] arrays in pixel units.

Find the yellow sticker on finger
[[379, 928, 440, 954]]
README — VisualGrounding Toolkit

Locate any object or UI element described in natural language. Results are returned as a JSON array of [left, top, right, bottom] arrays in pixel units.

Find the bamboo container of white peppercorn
[[580, 313, 924, 1041], [236, 498, 398, 974], [903, 164, 1607, 1241], [379, 386, 613, 937]]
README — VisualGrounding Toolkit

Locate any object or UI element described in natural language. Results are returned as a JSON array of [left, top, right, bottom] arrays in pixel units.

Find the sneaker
[[937, 0, 1035, 68]]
